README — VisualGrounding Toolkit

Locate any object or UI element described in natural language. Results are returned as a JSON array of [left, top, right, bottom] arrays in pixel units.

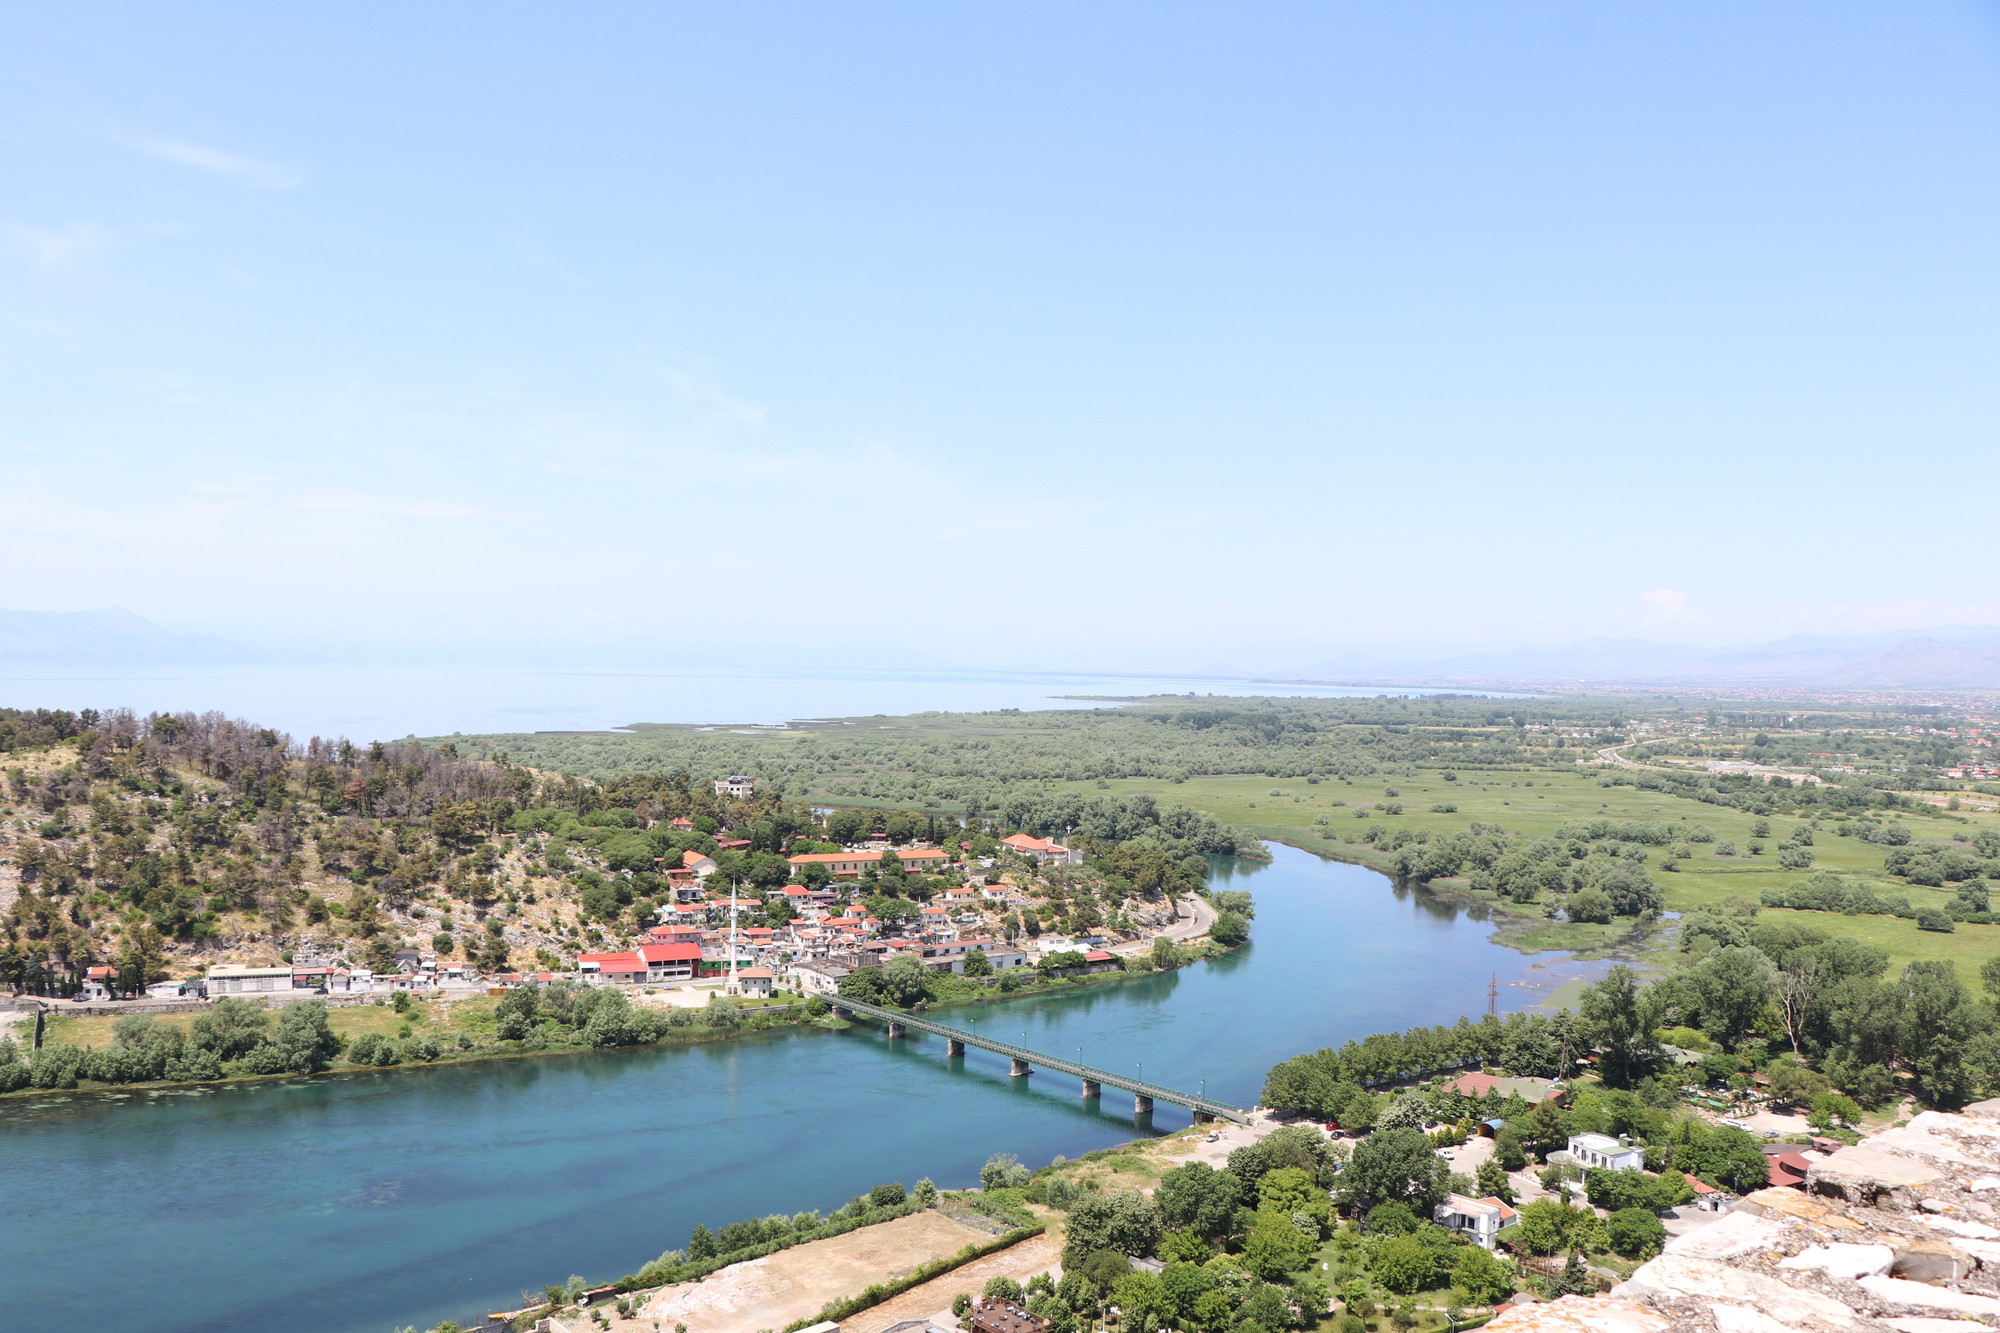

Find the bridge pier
[[831, 1006, 851, 1021], [1011, 1058, 1031, 1077], [1192, 1110, 1213, 1124], [1134, 1094, 1153, 1116], [886, 1020, 904, 1039], [1082, 1080, 1100, 1100], [947, 1038, 965, 1058]]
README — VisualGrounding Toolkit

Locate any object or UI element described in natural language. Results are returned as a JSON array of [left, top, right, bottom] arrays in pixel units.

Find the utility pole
[[1487, 971, 1499, 1018]]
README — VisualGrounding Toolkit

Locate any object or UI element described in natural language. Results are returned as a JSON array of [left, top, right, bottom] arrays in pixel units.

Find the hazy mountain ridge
[[1295, 626, 2000, 690], [0, 609, 266, 665]]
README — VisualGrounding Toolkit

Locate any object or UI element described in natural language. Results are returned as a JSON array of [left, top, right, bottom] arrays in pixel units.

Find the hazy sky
[[4, 3, 1998, 672]]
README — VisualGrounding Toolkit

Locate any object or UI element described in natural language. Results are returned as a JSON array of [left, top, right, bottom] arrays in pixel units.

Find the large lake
[[0, 662, 1512, 743], [0, 845, 1599, 1333]]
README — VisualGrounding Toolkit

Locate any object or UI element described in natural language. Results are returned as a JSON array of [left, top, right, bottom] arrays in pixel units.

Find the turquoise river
[[0, 844, 1604, 1333]]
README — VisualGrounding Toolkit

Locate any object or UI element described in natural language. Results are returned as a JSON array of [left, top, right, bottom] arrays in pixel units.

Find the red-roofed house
[[1449, 1071, 1503, 1098], [683, 851, 717, 877], [578, 952, 648, 985], [1765, 1149, 1812, 1190], [636, 942, 704, 981], [787, 849, 951, 877], [735, 965, 775, 998], [1682, 1173, 1727, 1211], [1000, 834, 1083, 865]]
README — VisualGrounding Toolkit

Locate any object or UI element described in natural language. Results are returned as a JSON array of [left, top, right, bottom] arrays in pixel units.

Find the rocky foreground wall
[[1489, 1099, 2000, 1332]]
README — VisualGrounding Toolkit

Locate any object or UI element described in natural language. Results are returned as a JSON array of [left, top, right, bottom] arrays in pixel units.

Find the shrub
[[1606, 1207, 1665, 1259]]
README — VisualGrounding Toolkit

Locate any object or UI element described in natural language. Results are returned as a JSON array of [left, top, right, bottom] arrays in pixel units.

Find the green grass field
[[1053, 766, 2000, 977], [45, 995, 501, 1051]]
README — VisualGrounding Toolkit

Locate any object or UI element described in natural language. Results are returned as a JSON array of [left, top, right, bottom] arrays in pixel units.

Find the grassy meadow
[[46, 995, 503, 1051], [1048, 765, 2000, 977]]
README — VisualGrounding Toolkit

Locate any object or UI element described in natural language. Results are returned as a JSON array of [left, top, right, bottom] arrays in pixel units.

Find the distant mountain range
[[1293, 627, 2000, 692], [0, 609, 267, 665], [8, 607, 2000, 693]]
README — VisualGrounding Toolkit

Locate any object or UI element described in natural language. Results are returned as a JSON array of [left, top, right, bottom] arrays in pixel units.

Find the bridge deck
[[832, 996, 1248, 1124]]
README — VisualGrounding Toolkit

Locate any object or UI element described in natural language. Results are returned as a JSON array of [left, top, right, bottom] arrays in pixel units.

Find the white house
[[715, 776, 755, 798], [206, 964, 295, 995], [788, 962, 850, 995], [1567, 1133, 1647, 1172], [1433, 1194, 1518, 1249]]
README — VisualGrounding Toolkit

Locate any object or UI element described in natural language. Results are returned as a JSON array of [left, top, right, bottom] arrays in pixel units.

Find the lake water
[[0, 662, 1513, 745], [0, 845, 1601, 1333]]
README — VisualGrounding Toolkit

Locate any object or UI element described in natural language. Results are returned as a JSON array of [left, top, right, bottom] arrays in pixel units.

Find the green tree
[[1366, 1202, 1418, 1235], [962, 948, 993, 978], [1474, 1159, 1514, 1205], [1371, 1234, 1445, 1295], [1241, 1212, 1308, 1280], [1154, 1161, 1243, 1240], [1980, 955, 2000, 1002], [1157, 1261, 1217, 1326], [1062, 1191, 1160, 1264], [1449, 1245, 1515, 1306], [1257, 1166, 1319, 1215], [1518, 1098, 1571, 1160], [1514, 1199, 1591, 1257], [1808, 1091, 1860, 1131], [878, 953, 935, 1007], [1110, 1273, 1168, 1333], [981, 1153, 1031, 1191], [1210, 911, 1251, 947], [1580, 966, 1651, 1086], [1566, 888, 1613, 924], [1346, 1129, 1451, 1215], [1606, 1207, 1666, 1259], [1685, 946, 1778, 1051], [190, 996, 271, 1060]]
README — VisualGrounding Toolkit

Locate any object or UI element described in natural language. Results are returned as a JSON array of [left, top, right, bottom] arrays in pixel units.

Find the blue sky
[[3, 2, 1998, 673]]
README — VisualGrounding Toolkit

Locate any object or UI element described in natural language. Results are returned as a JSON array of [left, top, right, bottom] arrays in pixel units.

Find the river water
[[0, 846, 1600, 1333]]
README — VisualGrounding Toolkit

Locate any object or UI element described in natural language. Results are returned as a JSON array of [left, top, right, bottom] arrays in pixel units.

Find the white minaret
[[724, 884, 742, 996]]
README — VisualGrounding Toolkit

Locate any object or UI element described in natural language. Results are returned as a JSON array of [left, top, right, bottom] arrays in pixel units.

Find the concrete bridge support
[[1134, 1094, 1153, 1116], [1011, 1058, 1031, 1077], [1082, 1080, 1100, 1100], [831, 1006, 851, 1021], [886, 1020, 904, 1039], [947, 1038, 965, 1058], [1192, 1111, 1213, 1124]]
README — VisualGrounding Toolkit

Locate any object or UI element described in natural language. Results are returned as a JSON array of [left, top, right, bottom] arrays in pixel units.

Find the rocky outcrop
[[1487, 1100, 2000, 1332]]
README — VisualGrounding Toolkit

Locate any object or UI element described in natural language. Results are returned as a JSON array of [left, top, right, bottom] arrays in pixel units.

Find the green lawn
[[46, 995, 502, 1051]]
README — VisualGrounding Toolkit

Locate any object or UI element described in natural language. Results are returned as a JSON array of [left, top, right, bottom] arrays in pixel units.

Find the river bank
[[0, 843, 1604, 1333], [0, 933, 1233, 1104], [1249, 827, 1677, 976]]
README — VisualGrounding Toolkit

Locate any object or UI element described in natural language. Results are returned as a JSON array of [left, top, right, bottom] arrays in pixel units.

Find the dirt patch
[[842, 1229, 1064, 1333], [611, 1211, 996, 1333]]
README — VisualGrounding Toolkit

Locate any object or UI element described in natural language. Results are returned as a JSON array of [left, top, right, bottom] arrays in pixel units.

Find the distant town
[[60, 777, 1173, 1011]]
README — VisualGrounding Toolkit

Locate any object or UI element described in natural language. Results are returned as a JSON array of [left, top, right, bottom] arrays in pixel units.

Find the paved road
[[1105, 892, 1215, 956], [1597, 740, 1646, 768]]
